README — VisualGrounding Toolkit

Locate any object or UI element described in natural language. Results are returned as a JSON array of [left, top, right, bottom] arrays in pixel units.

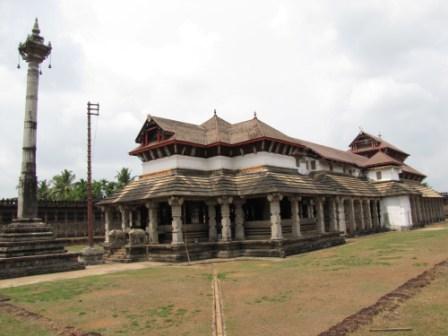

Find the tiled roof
[[364, 151, 402, 168], [350, 131, 409, 156], [98, 168, 385, 205]]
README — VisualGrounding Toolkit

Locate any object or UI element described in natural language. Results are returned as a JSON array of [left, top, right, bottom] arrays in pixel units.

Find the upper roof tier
[[130, 113, 423, 177]]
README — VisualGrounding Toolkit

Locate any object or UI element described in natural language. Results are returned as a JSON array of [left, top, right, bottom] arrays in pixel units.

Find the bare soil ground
[[0, 221, 447, 336]]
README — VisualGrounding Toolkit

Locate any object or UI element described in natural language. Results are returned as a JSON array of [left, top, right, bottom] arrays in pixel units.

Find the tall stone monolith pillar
[[0, 19, 84, 279]]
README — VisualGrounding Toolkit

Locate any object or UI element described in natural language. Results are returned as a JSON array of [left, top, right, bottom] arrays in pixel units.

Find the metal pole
[[87, 102, 99, 247]]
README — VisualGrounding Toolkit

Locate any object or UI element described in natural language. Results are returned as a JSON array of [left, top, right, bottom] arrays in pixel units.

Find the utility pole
[[87, 102, 99, 247]]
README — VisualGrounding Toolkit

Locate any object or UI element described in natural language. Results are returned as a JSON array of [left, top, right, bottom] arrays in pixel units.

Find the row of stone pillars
[[410, 196, 445, 226], [102, 194, 384, 245], [335, 198, 382, 234]]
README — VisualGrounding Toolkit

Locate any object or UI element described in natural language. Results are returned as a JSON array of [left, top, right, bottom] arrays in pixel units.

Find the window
[[310, 160, 316, 170], [376, 171, 382, 180]]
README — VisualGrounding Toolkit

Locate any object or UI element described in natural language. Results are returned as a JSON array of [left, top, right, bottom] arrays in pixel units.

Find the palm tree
[[51, 169, 76, 201], [115, 168, 133, 191], [37, 180, 51, 200], [71, 179, 87, 201]]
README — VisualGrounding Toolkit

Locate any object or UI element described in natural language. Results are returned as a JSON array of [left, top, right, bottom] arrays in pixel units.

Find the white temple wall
[[367, 167, 400, 182], [141, 152, 298, 174], [380, 195, 413, 230]]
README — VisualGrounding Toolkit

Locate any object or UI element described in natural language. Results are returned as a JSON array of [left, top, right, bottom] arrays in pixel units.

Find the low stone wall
[[0, 199, 120, 239]]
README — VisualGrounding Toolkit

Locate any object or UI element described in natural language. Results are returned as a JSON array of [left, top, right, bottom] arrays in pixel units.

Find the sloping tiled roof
[[364, 151, 402, 168], [98, 168, 385, 205], [404, 181, 442, 198], [374, 181, 419, 197], [401, 163, 426, 177], [350, 131, 409, 155], [139, 115, 370, 166], [295, 138, 368, 166]]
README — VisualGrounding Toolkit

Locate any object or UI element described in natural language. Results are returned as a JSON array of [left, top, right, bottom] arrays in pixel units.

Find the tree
[[50, 169, 76, 201], [37, 180, 51, 200], [71, 179, 87, 201], [115, 167, 133, 190]]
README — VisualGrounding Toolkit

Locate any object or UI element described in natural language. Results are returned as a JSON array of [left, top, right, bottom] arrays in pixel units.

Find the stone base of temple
[[104, 232, 345, 263], [0, 219, 85, 279]]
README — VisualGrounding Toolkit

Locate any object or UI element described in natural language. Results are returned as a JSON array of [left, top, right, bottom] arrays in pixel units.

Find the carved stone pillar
[[372, 200, 379, 228], [359, 200, 365, 231], [168, 196, 184, 245], [119, 206, 127, 231], [349, 198, 356, 233], [128, 209, 133, 229], [268, 193, 283, 240], [336, 197, 347, 234], [103, 207, 112, 243], [234, 199, 245, 240], [290, 196, 302, 237], [366, 199, 373, 230], [218, 197, 233, 241], [145, 202, 159, 243], [206, 201, 217, 241], [330, 198, 338, 232], [316, 197, 325, 234]]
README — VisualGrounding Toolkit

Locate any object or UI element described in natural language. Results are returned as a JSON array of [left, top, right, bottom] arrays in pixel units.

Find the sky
[[1, 0, 447, 197]]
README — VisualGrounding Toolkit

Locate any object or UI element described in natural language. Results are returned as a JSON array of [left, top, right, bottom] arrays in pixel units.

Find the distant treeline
[[37, 168, 134, 201]]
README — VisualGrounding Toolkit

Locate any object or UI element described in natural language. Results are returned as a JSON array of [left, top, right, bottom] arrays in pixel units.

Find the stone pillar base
[[0, 219, 85, 278], [79, 246, 104, 265]]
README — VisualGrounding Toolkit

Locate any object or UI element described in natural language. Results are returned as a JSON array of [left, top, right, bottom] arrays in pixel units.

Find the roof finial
[[358, 126, 364, 132], [32, 18, 40, 35], [254, 111, 257, 119], [378, 132, 382, 138], [213, 109, 217, 116]]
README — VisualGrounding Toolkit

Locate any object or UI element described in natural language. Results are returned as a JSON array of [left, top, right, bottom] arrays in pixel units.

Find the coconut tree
[[50, 169, 76, 201]]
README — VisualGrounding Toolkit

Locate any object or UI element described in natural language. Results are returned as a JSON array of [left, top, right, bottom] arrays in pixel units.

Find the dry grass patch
[[216, 223, 448, 336], [0, 267, 213, 336]]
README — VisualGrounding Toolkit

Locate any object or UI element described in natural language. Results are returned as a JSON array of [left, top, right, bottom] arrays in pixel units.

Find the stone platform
[[0, 220, 84, 279], [104, 232, 345, 263]]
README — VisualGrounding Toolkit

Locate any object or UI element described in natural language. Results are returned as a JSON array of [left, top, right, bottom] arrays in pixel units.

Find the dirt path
[[212, 268, 226, 336], [317, 259, 448, 336], [0, 261, 166, 289]]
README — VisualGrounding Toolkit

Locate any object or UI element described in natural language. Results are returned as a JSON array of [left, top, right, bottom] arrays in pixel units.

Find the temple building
[[98, 113, 445, 262]]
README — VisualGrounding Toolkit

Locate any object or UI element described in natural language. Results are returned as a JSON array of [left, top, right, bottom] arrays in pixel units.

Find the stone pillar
[[349, 198, 356, 233], [16, 20, 51, 220], [145, 202, 159, 243], [330, 198, 338, 232], [359, 200, 365, 231], [366, 199, 373, 230], [316, 197, 325, 234], [218, 197, 233, 241], [416, 197, 423, 226], [103, 207, 112, 243], [119, 206, 127, 231], [268, 194, 283, 240], [336, 197, 347, 234], [206, 201, 217, 241], [128, 209, 133, 229], [234, 199, 245, 240], [168, 196, 184, 245], [372, 200, 379, 228], [290, 196, 302, 237]]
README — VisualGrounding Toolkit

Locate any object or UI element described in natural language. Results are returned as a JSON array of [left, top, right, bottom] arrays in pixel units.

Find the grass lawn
[[351, 259, 448, 336], [0, 222, 447, 336], [0, 312, 55, 336]]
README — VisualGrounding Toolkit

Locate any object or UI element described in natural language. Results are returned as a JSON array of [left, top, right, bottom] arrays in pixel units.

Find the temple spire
[[32, 18, 40, 35]]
